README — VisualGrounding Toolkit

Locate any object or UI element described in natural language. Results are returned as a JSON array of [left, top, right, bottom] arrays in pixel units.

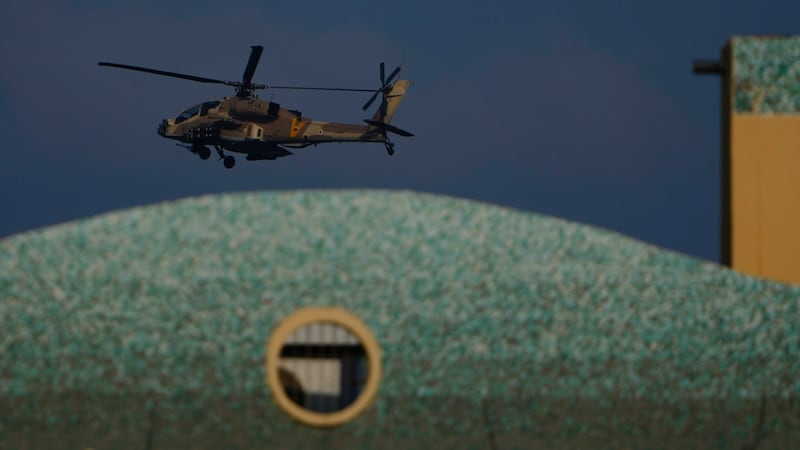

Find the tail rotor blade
[[384, 66, 401, 86], [362, 62, 403, 112], [362, 91, 380, 111]]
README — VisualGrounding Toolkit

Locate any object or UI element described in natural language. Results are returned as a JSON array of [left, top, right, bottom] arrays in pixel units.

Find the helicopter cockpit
[[175, 101, 220, 124]]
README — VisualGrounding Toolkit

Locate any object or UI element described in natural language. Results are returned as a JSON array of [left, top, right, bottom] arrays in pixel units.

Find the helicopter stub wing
[[212, 119, 241, 130], [245, 145, 293, 161]]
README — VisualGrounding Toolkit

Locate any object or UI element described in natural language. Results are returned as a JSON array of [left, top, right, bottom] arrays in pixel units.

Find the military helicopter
[[98, 46, 413, 169]]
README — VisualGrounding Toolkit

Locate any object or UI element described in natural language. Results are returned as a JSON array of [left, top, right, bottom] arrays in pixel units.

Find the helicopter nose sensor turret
[[157, 119, 168, 136]]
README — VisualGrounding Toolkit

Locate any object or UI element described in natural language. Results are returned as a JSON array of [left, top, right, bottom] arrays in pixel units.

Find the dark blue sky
[[1, 0, 798, 262]]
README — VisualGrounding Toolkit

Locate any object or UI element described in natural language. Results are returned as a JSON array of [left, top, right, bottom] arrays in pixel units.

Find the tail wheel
[[385, 137, 395, 156]]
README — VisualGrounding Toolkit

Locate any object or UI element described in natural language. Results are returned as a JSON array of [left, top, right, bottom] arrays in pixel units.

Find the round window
[[265, 308, 382, 427]]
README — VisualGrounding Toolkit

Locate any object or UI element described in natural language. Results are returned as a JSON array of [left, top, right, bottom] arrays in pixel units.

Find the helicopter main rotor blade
[[241, 45, 263, 87], [98, 62, 234, 86], [269, 86, 376, 92]]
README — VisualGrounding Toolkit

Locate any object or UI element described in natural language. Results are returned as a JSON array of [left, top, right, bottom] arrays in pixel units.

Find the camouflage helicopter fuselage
[[157, 80, 410, 163], [99, 45, 412, 168]]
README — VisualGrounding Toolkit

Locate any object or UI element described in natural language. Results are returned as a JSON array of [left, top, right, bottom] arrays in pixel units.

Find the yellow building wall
[[730, 114, 800, 284]]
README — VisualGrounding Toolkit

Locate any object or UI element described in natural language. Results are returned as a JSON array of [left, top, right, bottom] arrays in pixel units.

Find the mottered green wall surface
[[733, 35, 800, 114], [1, 190, 798, 449]]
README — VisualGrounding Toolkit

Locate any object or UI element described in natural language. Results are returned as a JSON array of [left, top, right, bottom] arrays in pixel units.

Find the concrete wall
[[730, 114, 800, 283]]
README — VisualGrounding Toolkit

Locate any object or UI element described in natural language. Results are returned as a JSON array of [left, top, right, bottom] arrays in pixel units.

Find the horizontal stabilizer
[[364, 119, 414, 137]]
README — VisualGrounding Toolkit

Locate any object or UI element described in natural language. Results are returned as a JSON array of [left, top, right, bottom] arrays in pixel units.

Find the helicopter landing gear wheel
[[214, 145, 234, 168], [223, 155, 236, 169], [190, 144, 211, 160], [198, 146, 211, 160]]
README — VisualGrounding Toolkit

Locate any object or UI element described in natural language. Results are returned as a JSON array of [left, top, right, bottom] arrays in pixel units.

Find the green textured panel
[[1, 190, 798, 449], [733, 35, 800, 113]]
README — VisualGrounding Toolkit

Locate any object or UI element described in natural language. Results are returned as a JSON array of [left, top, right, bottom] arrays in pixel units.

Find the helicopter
[[98, 46, 413, 169]]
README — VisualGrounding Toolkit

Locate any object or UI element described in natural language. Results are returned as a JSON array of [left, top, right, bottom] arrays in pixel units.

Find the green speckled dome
[[1, 190, 798, 449]]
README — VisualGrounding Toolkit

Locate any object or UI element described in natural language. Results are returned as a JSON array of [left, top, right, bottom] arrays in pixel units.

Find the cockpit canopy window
[[200, 101, 220, 116], [175, 101, 220, 124], [175, 104, 200, 124]]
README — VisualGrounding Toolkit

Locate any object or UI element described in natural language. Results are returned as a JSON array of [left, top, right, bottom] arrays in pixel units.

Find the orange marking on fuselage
[[290, 117, 305, 139]]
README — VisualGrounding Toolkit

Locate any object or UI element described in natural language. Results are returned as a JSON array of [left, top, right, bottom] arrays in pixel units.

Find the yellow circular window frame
[[265, 307, 382, 427]]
